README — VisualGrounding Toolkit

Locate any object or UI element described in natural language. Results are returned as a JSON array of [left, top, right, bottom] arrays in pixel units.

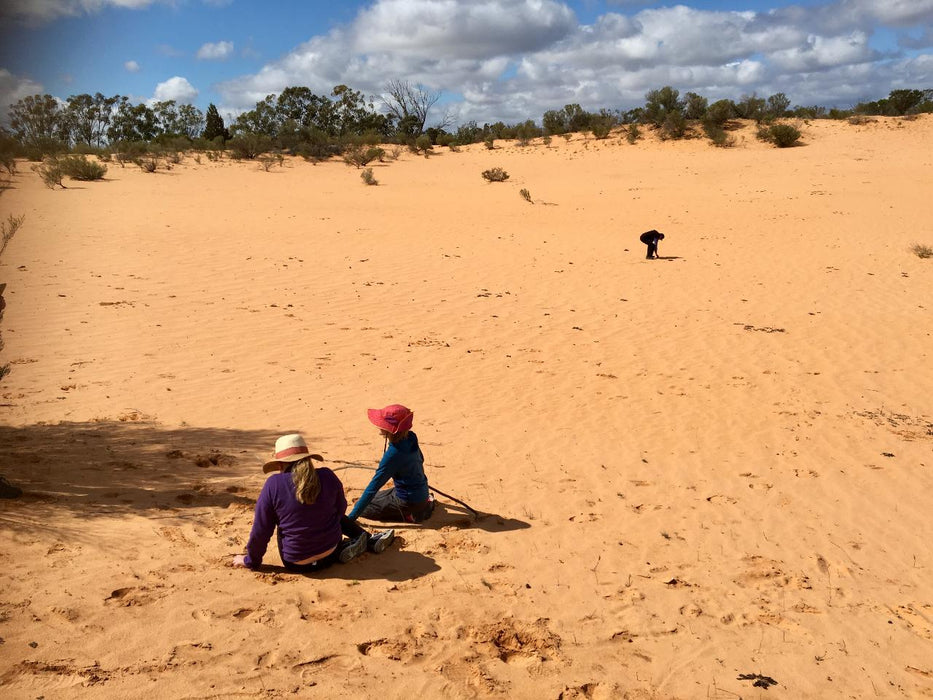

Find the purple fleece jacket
[[243, 467, 346, 568]]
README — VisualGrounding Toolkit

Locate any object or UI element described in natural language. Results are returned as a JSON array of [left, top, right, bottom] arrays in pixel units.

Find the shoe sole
[[339, 535, 368, 563], [371, 529, 395, 553]]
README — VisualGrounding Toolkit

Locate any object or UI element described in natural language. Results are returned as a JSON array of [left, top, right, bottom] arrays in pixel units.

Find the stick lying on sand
[[329, 459, 480, 517]]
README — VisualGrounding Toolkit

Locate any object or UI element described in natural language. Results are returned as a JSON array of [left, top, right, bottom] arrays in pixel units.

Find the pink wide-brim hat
[[367, 404, 413, 434], [262, 433, 322, 473]]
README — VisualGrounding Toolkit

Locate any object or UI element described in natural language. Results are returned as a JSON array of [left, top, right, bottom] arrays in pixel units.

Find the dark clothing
[[244, 468, 347, 568], [277, 516, 366, 572], [640, 229, 664, 259], [348, 431, 430, 521], [357, 488, 435, 523]]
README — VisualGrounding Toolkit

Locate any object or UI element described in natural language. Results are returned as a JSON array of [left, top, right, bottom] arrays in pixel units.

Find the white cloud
[[124, 60, 141, 72], [152, 76, 198, 103], [351, 0, 576, 60], [214, 0, 933, 124], [0, 69, 44, 124], [197, 40, 234, 60]]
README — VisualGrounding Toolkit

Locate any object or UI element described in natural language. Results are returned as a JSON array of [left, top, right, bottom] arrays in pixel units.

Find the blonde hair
[[288, 457, 321, 505]]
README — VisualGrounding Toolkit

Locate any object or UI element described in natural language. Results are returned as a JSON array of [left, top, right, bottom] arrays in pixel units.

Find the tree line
[[2, 82, 931, 162]]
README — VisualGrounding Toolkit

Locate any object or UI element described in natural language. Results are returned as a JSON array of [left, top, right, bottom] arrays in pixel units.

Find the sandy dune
[[1, 117, 931, 698]]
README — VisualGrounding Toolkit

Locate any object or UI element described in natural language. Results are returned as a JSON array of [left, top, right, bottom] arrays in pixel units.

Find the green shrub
[[484, 136, 495, 150], [542, 135, 552, 147], [911, 243, 932, 259], [58, 154, 107, 181], [591, 119, 612, 140], [481, 167, 509, 182], [703, 121, 734, 147], [228, 133, 272, 160], [112, 141, 151, 167], [343, 145, 384, 168], [33, 159, 65, 189], [767, 124, 802, 147], [659, 111, 688, 140], [23, 137, 65, 162], [361, 167, 378, 186], [626, 124, 640, 144], [519, 188, 532, 203], [415, 134, 432, 153]]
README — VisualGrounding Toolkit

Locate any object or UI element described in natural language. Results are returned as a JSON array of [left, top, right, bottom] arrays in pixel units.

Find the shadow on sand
[[0, 420, 279, 531]]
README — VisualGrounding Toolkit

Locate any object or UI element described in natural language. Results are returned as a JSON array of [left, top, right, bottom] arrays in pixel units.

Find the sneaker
[[339, 533, 368, 563], [368, 529, 395, 554]]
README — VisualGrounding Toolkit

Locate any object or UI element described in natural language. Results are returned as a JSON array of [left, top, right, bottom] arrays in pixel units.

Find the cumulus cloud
[[215, 0, 933, 124], [351, 0, 576, 60], [197, 40, 234, 60], [124, 60, 141, 72], [152, 76, 198, 103], [0, 69, 44, 123]]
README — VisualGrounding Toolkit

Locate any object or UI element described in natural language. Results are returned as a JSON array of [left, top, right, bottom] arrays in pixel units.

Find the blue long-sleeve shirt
[[348, 432, 429, 519], [243, 467, 346, 568]]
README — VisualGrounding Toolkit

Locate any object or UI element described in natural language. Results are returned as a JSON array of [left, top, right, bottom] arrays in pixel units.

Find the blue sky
[[1, 0, 931, 127]]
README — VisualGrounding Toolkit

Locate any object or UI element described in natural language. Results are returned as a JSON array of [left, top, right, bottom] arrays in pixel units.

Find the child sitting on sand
[[233, 434, 394, 572], [347, 404, 435, 523]]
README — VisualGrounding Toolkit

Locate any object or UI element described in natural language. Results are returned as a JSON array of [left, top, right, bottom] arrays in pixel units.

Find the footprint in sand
[[104, 585, 166, 607], [357, 638, 413, 661], [157, 526, 195, 548]]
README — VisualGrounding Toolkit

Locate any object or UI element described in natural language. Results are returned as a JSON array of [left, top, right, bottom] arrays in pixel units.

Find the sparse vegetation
[[626, 124, 640, 144], [482, 167, 509, 182], [484, 136, 495, 150], [360, 167, 378, 185], [1, 214, 25, 257], [520, 188, 532, 203], [343, 145, 385, 168], [34, 159, 65, 188], [703, 121, 735, 147], [258, 153, 284, 171], [911, 243, 932, 259], [137, 157, 159, 173]]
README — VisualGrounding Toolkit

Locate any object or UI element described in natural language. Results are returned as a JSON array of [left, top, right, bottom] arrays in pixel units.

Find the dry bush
[[33, 159, 65, 189], [360, 168, 378, 186], [1, 214, 25, 257], [343, 145, 385, 168], [137, 157, 159, 173], [258, 153, 284, 171], [520, 188, 532, 203], [911, 243, 932, 259], [482, 167, 509, 182]]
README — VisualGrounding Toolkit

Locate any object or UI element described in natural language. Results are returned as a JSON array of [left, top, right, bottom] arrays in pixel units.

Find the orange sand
[[1, 117, 932, 698]]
